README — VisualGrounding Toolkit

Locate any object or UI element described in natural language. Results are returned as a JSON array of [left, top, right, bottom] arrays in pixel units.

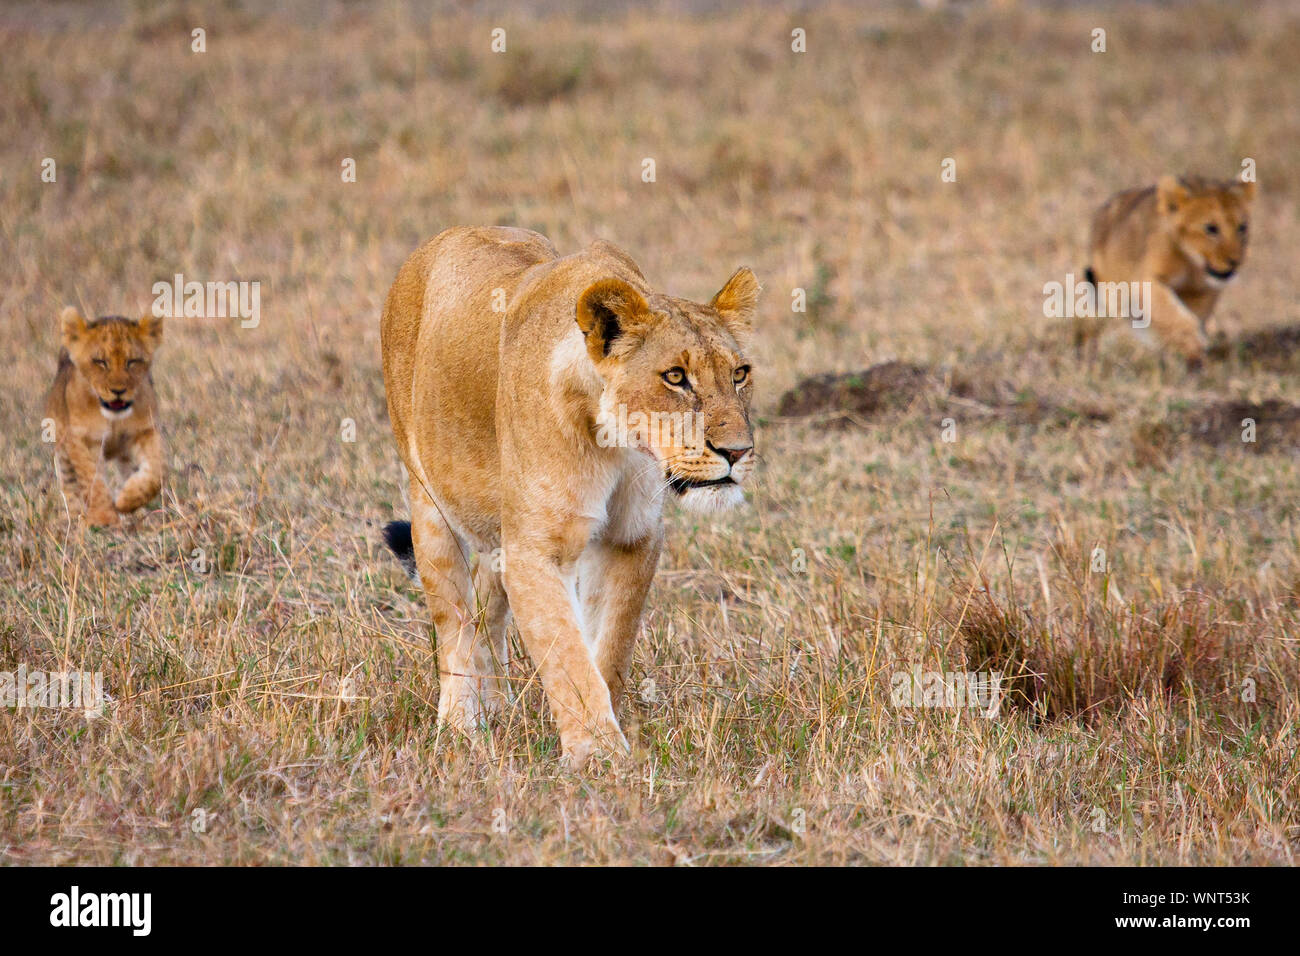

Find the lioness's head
[[577, 268, 759, 513], [60, 307, 163, 419], [1158, 175, 1255, 287]]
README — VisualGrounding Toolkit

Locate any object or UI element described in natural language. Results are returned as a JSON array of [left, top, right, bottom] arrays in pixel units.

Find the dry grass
[[0, 0, 1297, 865]]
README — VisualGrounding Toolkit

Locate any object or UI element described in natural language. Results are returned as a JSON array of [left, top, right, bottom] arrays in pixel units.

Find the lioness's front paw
[[560, 722, 630, 770], [437, 674, 510, 734], [437, 695, 488, 736]]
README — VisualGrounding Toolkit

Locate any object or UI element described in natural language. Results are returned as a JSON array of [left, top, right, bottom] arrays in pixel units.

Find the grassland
[[0, 0, 1296, 864]]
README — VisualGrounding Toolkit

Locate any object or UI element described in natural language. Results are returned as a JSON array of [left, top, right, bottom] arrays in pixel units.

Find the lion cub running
[[45, 308, 165, 527], [379, 227, 759, 767], [1082, 174, 1255, 367]]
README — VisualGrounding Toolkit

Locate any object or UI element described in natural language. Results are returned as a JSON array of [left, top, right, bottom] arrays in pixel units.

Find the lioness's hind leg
[[410, 483, 496, 732], [470, 559, 512, 717]]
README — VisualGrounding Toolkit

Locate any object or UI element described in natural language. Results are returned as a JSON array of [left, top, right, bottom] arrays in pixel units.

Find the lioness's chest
[[590, 452, 665, 547]]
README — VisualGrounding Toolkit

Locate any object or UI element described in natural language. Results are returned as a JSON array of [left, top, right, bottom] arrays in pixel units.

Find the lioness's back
[[380, 226, 559, 482]]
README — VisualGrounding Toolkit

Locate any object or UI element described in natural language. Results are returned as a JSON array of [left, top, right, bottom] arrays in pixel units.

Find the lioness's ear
[[576, 278, 650, 362], [1157, 175, 1189, 215], [60, 306, 87, 346], [710, 267, 760, 340], [1231, 179, 1257, 204], [138, 312, 164, 350]]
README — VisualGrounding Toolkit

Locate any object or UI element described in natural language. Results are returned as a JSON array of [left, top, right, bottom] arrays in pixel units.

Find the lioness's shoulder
[[431, 225, 559, 271]]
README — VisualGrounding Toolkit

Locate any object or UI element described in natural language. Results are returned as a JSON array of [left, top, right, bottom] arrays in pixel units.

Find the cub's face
[[60, 308, 163, 419], [1159, 176, 1256, 287], [579, 269, 759, 513]]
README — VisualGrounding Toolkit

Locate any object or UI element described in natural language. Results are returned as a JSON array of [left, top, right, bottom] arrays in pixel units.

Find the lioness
[[1082, 174, 1255, 367], [380, 227, 758, 766], [45, 308, 165, 527]]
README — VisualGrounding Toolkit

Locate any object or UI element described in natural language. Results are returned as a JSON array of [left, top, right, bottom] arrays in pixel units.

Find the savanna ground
[[1, 0, 1297, 865]]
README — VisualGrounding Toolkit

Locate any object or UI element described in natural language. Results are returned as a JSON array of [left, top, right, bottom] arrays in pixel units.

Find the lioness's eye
[[1238, 223, 1248, 235], [127, 359, 142, 368], [662, 367, 687, 386], [1204, 223, 1219, 235], [93, 358, 108, 368], [733, 365, 750, 385]]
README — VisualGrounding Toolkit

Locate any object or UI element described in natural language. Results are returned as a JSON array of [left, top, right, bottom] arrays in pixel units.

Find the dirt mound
[[948, 365, 1113, 426], [775, 361, 932, 422], [1134, 398, 1300, 464], [1220, 323, 1300, 369], [776, 360, 1112, 428], [1183, 399, 1300, 447]]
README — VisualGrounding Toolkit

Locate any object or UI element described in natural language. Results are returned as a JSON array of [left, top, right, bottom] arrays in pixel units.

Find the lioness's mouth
[[667, 474, 736, 495], [1206, 265, 1236, 280], [100, 398, 133, 413]]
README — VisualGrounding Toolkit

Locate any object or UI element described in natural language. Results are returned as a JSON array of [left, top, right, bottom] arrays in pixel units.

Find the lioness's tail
[[382, 520, 418, 581], [1074, 266, 1099, 356]]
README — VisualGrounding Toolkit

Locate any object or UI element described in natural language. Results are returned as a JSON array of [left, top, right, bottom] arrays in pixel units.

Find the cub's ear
[[576, 278, 650, 362], [1230, 179, 1257, 204], [60, 306, 87, 346], [710, 266, 760, 340], [1157, 175, 1189, 215], [137, 312, 164, 350]]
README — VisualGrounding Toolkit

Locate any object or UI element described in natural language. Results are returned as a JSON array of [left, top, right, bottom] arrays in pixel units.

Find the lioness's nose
[[708, 440, 752, 466]]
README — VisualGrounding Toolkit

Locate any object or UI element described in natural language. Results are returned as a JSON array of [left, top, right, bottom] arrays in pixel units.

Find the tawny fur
[[379, 226, 759, 767], [45, 308, 165, 527], [1082, 174, 1255, 367]]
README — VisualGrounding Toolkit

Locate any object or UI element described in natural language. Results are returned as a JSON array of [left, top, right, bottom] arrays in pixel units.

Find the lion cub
[[45, 308, 165, 526], [1083, 174, 1255, 367]]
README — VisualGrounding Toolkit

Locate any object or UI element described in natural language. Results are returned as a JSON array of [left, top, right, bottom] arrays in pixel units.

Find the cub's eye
[[92, 358, 108, 368], [662, 367, 687, 387], [1204, 223, 1220, 236], [127, 359, 142, 368], [1238, 223, 1249, 235], [733, 365, 750, 385]]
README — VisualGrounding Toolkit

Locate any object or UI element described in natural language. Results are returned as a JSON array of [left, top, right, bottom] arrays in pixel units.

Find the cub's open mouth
[[1206, 265, 1236, 280], [667, 474, 736, 495], [100, 398, 133, 413]]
